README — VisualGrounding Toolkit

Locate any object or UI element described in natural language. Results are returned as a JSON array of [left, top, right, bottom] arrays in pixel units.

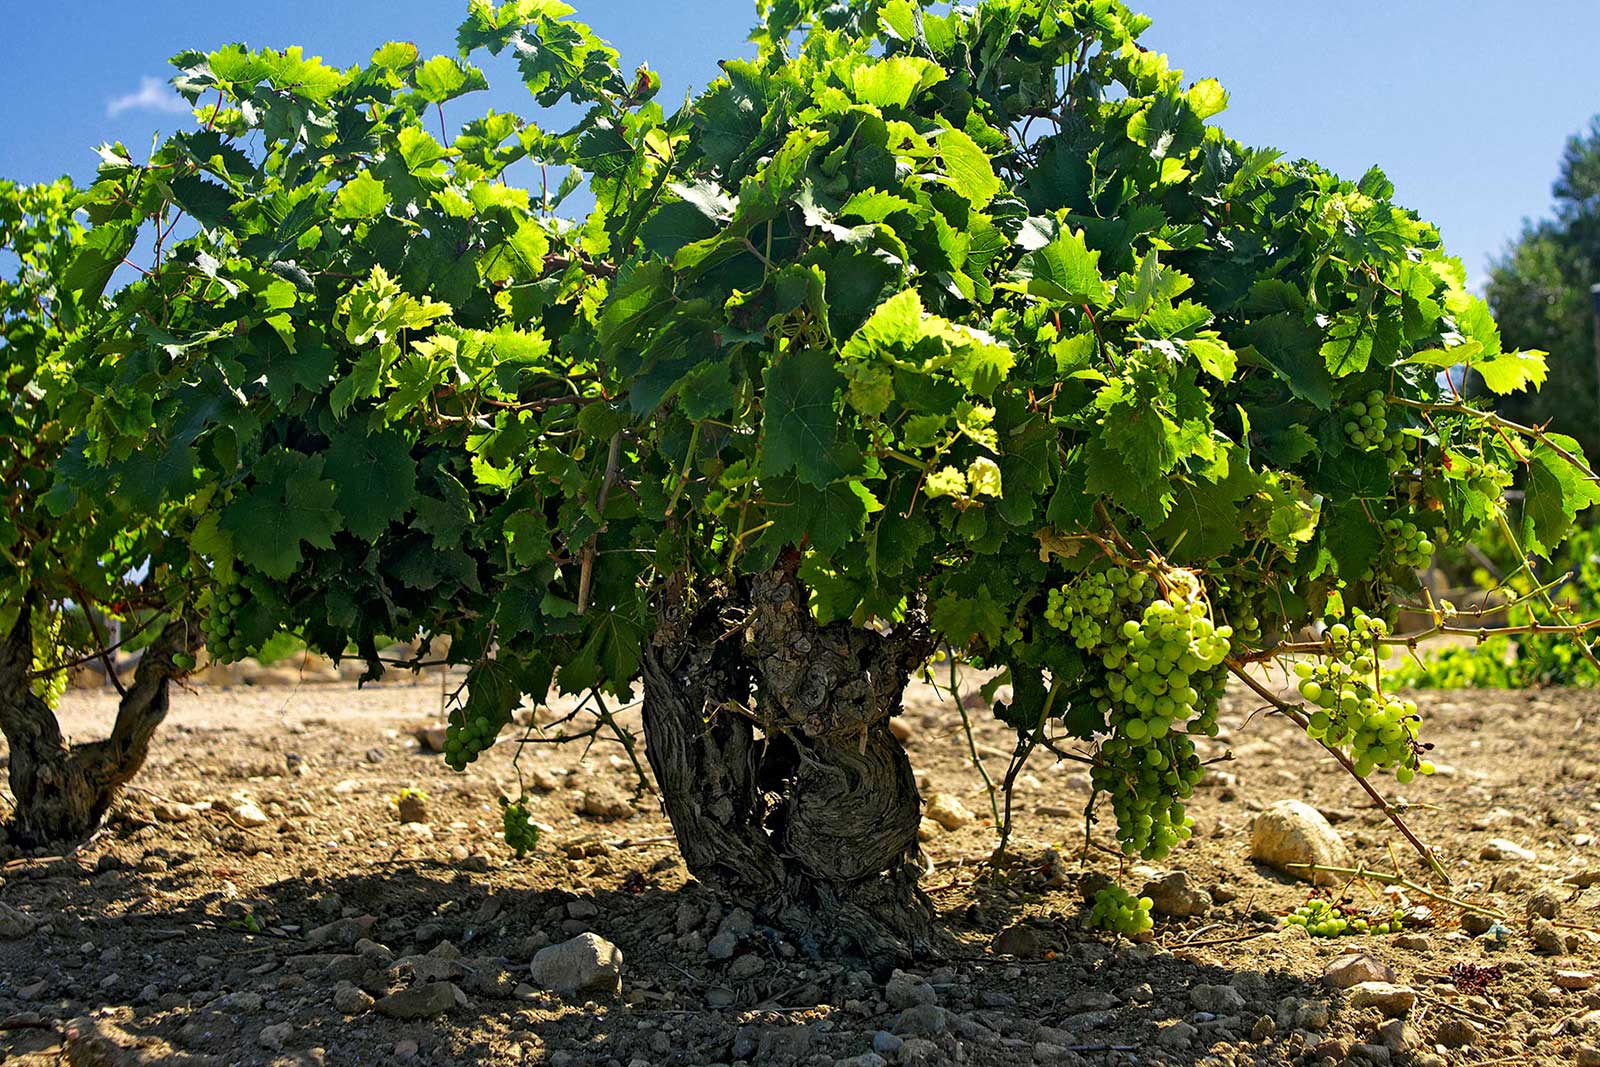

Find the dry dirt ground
[[0, 668, 1597, 1067]]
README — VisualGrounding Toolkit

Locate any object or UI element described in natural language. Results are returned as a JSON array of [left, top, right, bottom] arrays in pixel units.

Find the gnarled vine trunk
[[642, 570, 942, 966], [0, 596, 198, 846]]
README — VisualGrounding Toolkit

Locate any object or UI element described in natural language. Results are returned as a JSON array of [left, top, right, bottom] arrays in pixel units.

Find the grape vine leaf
[[220, 448, 343, 578], [413, 55, 488, 103], [929, 586, 1008, 646], [332, 172, 389, 220], [1240, 314, 1333, 409], [1521, 435, 1600, 558], [850, 56, 943, 108], [558, 607, 647, 696], [1002, 227, 1110, 307], [760, 348, 847, 487], [937, 127, 1000, 208], [325, 429, 419, 540], [1320, 313, 1373, 377]]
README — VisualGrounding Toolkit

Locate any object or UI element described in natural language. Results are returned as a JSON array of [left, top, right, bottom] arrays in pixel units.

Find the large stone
[[306, 915, 377, 947], [1434, 1017, 1478, 1049], [228, 801, 271, 828], [0, 904, 38, 940], [924, 794, 975, 831], [530, 933, 623, 999], [1190, 984, 1246, 1013], [333, 982, 374, 1015], [375, 981, 465, 1019], [892, 1003, 947, 1036], [1250, 800, 1352, 885], [1141, 870, 1213, 918], [885, 970, 936, 1009], [1156, 1021, 1198, 1049], [991, 924, 1046, 959], [1346, 982, 1417, 1018], [1324, 953, 1395, 990], [258, 1022, 296, 1049]]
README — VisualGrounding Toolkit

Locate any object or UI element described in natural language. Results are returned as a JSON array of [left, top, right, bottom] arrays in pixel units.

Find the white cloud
[[106, 77, 191, 118]]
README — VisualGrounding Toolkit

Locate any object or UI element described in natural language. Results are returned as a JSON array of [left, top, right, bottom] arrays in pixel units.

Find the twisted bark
[[642, 571, 941, 966], [0, 595, 199, 846]]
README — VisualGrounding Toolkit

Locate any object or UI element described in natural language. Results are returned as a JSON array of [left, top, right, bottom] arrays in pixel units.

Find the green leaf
[[761, 348, 846, 487], [1240, 314, 1333, 410], [1319, 502, 1384, 578], [1522, 435, 1600, 558], [325, 429, 419, 540], [397, 127, 451, 175], [413, 55, 488, 103], [371, 41, 420, 70], [63, 222, 136, 302], [1002, 228, 1109, 307], [937, 127, 1000, 208], [1475, 350, 1549, 395], [1260, 473, 1321, 559], [332, 172, 389, 220], [1154, 457, 1260, 561], [759, 476, 877, 557], [1186, 78, 1228, 120], [850, 56, 944, 108], [675, 360, 736, 420], [1320, 313, 1373, 377], [930, 586, 1007, 646], [221, 448, 343, 579], [1187, 335, 1236, 382], [168, 175, 238, 231], [558, 607, 647, 696]]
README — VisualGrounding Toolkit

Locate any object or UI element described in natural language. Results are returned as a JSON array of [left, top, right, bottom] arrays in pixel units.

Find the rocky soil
[[0, 669, 1596, 1067]]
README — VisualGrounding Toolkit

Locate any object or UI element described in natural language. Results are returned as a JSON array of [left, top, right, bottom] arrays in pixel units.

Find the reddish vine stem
[[1225, 661, 1450, 884]]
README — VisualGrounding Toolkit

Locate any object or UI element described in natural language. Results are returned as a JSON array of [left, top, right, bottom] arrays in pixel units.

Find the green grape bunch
[[1047, 567, 1226, 859], [28, 608, 68, 709], [1089, 884, 1155, 936], [443, 709, 505, 771], [1044, 569, 1150, 650], [1381, 516, 1435, 572], [1294, 610, 1436, 783], [501, 797, 540, 857], [1215, 582, 1278, 652], [1284, 899, 1409, 938], [1343, 390, 1406, 455], [203, 580, 249, 665]]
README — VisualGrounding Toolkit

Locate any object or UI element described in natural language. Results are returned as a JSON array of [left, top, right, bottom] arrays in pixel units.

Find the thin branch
[[1284, 862, 1505, 919], [1226, 660, 1449, 883], [1244, 616, 1600, 661], [576, 432, 625, 615], [25, 611, 164, 681], [1391, 397, 1598, 483], [944, 653, 1002, 828]]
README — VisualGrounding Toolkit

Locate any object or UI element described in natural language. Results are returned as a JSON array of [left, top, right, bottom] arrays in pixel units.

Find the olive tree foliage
[[0, 179, 201, 845], [1486, 115, 1600, 464], [25, 0, 1599, 951]]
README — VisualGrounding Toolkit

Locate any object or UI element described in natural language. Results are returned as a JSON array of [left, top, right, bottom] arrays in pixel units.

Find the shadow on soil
[[0, 856, 1327, 1066]]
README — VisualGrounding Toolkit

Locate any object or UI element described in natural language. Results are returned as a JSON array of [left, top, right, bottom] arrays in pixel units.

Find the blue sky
[[4, 1, 1598, 290]]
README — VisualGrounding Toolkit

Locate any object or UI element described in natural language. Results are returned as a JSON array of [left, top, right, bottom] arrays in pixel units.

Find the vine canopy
[[22, 0, 1597, 749]]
